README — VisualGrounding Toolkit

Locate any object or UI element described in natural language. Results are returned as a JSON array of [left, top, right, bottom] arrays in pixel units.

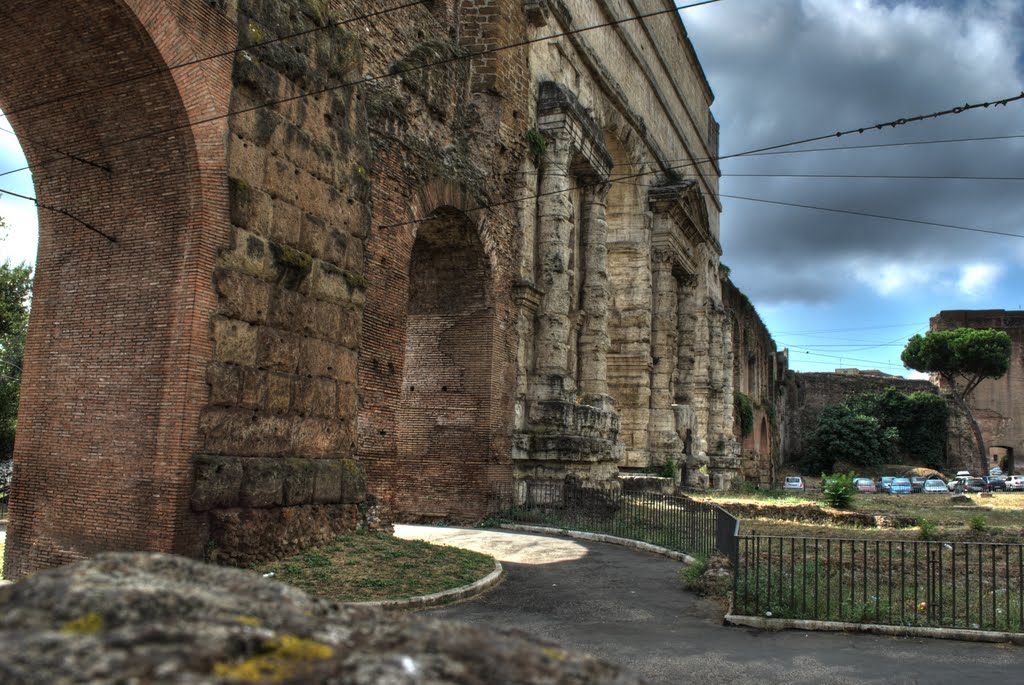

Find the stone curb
[[354, 561, 504, 610], [499, 524, 698, 565], [724, 613, 1024, 646]]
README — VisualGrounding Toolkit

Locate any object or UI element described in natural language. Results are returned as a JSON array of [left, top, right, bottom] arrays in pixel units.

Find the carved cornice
[[512, 279, 544, 311], [537, 81, 613, 178], [522, 0, 549, 27], [648, 181, 720, 257]]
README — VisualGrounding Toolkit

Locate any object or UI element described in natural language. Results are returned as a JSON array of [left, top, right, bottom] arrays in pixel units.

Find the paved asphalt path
[[396, 526, 1023, 685]]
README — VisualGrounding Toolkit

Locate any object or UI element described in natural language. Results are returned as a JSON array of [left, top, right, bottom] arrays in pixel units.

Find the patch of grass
[[711, 491, 1024, 542], [255, 532, 495, 602], [678, 556, 706, 592]]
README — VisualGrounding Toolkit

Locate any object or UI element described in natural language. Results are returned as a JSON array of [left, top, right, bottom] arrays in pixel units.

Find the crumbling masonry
[[3, 0, 763, 576]]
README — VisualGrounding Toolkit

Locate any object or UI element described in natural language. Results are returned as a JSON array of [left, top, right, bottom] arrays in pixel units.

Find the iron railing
[[733, 535, 1024, 632], [493, 481, 738, 561], [0, 497, 6, 521]]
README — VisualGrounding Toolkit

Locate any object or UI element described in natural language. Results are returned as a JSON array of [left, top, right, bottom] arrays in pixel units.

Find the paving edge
[[724, 613, 1024, 645], [354, 561, 503, 610], [498, 524, 698, 565]]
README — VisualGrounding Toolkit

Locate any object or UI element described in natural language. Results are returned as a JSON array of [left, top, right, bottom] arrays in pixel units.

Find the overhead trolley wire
[[0, 0, 723, 182], [0, 0, 431, 122]]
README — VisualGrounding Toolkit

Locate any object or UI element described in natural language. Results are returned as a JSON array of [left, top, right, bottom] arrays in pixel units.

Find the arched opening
[[989, 446, 1014, 474], [759, 415, 770, 456], [395, 207, 498, 518], [1, 0, 231, 577]]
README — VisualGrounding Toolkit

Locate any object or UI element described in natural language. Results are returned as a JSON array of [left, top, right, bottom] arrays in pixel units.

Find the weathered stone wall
[[722, 277, 785, 486], [194, 0, 373, 564], [931, 310, 1024, 473], [5, 0, 747, 575]]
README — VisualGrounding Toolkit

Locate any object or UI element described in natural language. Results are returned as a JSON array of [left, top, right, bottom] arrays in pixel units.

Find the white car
[[783, 476, 805, 491], [1006, 475, 1024, 492]]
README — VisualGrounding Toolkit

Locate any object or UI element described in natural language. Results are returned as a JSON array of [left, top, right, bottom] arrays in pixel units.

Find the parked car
[[963, 477, 988, 493], [923, 478, 949, 494], [889, 477, 912, 495], [984, 475, 1007, 492], [878, 476, 896, 494], [1006, 475, 1024, 491], [783, 476, 805, 492], [853, 477, 878, 493], [910, 476, 926, 493]]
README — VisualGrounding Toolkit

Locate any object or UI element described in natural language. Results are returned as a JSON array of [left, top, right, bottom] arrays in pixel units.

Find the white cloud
[[851, 260, 934, 297], [957, 263, 1002, 298]]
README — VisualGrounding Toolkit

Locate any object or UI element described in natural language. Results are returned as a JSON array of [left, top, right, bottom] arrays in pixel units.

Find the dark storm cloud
[[685, 0, 1024, 305]]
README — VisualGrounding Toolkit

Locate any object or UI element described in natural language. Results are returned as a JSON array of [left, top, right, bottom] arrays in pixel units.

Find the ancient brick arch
[[361, 200, 511, 521], [1, 0, 234, 576]]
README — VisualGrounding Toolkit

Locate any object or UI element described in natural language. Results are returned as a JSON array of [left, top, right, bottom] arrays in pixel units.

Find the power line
[[383, 89, 1024, 229], [728, 133, 1024, 159], [0, 124, 110, 174], [0, 0, 430, 122], [0, 188, 115, 243], [723, 173, 1024, 181], [773, 322, 926, 334], [0, 0, 724, 182], [718, 193, 1024, 239]]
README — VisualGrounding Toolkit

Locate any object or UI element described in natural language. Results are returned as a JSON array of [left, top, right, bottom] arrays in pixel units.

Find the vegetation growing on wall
[[804, 403, 896, 473], [733, 391, 754, 438]]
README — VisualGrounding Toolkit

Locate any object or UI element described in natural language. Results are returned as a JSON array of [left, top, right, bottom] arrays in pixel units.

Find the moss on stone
[[61, 612, 104, 635], [269, 242, 313, 289], [212, 634, 334, 682], [341, 270, 368, 290]]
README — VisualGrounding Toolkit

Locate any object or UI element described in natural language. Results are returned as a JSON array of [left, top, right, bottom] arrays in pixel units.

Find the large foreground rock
[[0, 553, 643, 684]]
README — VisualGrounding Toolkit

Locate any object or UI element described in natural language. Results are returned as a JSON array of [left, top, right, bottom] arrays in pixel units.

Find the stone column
[[531, 132, 575, 394], [649, 250, 680, 459], [577, 182, 611, 399]]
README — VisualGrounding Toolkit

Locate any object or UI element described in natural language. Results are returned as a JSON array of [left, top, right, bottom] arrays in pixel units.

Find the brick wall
[[2, 0, 234, 577], [355, 1, 526, 521]]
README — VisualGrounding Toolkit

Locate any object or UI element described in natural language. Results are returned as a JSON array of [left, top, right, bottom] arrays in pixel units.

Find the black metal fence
[[492, 481, 738, 560], [734, 535, 1024, 632]]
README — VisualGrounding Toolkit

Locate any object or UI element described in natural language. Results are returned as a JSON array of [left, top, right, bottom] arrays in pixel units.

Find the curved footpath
[[397, 525, 1022, 685]]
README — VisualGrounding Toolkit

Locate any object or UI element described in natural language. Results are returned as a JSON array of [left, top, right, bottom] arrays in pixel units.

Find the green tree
[[0, 253, 32, 460], [804, 403, 897, 472], [845, 387, 948, 469], [901, 328, 1012, 475]]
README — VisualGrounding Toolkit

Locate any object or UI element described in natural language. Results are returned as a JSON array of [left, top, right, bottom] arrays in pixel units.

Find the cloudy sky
[[1, 0, 1022, 378], [684, 0, 1024, 376]]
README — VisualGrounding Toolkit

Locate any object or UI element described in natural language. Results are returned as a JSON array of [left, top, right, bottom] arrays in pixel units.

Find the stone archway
[[759, 415, 770, 456], [1, 0, 233, 577]]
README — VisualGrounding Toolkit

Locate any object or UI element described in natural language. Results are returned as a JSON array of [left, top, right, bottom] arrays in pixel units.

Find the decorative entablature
[[649, 180, 720, 258], [536, 81, 612, 180], [650, 182, 714, 286]]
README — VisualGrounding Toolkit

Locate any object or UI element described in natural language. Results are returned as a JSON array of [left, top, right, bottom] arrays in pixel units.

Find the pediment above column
[[648, 181, 721, 264], [537, 81, 612, 179]]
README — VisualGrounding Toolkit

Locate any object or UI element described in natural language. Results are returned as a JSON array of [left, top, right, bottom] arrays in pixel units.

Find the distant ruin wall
[[782, 373, 935, 465]]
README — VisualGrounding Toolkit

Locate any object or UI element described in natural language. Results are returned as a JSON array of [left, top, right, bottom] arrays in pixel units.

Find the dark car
[[910, 476, 926, 493], [879, 476, 895, 494], [964, 477, 988, 493], [984, 475, 1007, 492]]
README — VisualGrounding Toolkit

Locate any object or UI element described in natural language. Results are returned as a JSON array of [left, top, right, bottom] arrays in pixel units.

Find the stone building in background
[[930, 310, 1024, 474], [3, 0, 752, 577], [722, 278, 788, 487]]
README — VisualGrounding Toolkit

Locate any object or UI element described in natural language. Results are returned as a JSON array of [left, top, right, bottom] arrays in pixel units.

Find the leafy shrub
[[678, 556, 706, 592], [805, 404, 896, 471], [821, 472, 856, 509], [918, 518, 937, 540], [845, 387, 948, 469], [968, 515, 988, 532], [659, 459, 678, 480]]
